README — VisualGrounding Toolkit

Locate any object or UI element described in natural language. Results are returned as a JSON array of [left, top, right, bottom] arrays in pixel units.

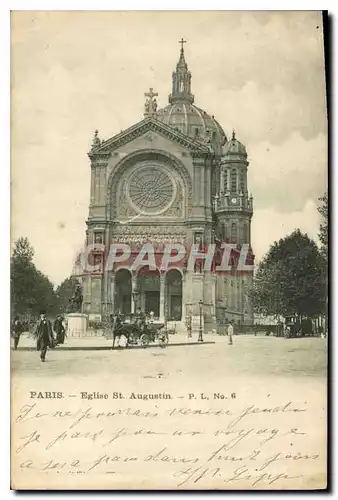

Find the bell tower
[[169, 38, 194, 104], [214, 131, 253, 245]]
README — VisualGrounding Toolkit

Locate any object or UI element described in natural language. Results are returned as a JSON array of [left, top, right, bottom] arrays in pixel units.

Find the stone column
[[159, 273, 165, 322], [131, 273, 138, 313], [181, 271, 186, 321], [111, 273, 116, 314], [190, 154, 206, 220]]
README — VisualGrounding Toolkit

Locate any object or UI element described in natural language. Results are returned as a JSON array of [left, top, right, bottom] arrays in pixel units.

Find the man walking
[[227, 320, 234, 345], [35, 311, 54, 362], [12, 315, 23, 350]]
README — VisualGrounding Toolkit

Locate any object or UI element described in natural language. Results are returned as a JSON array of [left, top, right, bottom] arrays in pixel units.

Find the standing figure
[[135, 307, 146, 331], [53, 315, 66, 345], [12, 315, 23, 350], [35, 311, 54, 362], [227, 320, 234, 345]]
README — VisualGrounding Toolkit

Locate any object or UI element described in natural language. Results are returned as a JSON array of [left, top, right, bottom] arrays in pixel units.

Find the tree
[[317, 192, 328, 326], [11, 237, 59, 318], [317, 192, 328, 259], [12, 236, 34, 263], [56, 276, 80, 314], [253, 230, 326, 319]]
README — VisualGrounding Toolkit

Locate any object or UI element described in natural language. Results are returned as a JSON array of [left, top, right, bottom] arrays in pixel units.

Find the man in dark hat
[[53, 315, 66, 345], [35, 311, 54, 362], [12, 315, 23, 350]]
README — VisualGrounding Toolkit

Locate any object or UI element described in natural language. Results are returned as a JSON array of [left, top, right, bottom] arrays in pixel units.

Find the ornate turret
[[222, 129, 247, 160], [169, 38, 194, 104]]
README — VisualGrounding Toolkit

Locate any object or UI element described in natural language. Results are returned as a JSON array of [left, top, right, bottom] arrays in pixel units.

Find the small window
[[212, 131, 216, 141], [194, 128, 199, 138]]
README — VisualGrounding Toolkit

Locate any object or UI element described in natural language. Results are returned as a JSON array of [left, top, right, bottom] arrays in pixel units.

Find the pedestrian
[[12, 315, 23, 350], [53, 315, 66, 345], [227, 320, 234, 345], [35, 311, 54, 362]]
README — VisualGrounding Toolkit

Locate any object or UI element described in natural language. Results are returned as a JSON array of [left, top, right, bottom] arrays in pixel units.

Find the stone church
[[80, 41, 254, 330]]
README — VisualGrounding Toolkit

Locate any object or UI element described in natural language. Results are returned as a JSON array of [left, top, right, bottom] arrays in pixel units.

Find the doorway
[[145, 292, 160, 317], [138, 267, 160, 318]]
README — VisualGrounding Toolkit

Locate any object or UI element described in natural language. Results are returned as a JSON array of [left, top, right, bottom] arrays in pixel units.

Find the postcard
[[11, 11, 328, 490]]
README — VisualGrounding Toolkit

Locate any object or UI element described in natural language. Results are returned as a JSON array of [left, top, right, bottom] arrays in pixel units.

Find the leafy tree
[[11, 237, 59, 318], [317, 192, 328, 323], [317, 192, 328, 259], [12, 236, 34, 263], [253, 230, 326, 319]]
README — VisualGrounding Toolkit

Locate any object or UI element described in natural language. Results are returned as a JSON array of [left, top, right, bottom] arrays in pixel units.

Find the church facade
[[81, 42, 255, 330]]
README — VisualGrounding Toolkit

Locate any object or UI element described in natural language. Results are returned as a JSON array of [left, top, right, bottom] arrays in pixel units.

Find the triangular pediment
[[89, 117, 210, 156]]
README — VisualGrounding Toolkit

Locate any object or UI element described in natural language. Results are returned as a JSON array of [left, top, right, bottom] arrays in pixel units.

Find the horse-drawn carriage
[[106, 314, 169, 349]]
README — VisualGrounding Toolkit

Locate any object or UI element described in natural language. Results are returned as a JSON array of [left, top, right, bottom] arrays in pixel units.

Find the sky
[[11, 11, 328, 285]]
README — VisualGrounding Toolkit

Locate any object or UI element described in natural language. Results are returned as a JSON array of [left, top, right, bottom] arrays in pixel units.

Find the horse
[[111, 316, 140, 348]]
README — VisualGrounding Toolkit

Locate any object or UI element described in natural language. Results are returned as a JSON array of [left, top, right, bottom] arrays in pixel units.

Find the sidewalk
[[13, 332, 219, 351]]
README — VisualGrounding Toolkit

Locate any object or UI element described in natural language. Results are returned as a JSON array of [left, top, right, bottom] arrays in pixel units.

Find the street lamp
[[198, 299, 204, 342]]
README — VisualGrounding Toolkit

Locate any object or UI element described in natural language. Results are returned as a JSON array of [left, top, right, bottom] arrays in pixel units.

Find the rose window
[[127, 165, 175, 214]]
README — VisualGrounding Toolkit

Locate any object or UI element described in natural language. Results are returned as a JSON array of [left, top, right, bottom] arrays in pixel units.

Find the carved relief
[[112, 224, 186, 244]]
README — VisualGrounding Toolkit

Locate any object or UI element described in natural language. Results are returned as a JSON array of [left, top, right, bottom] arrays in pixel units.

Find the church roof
[[156, 102, 227, 146], [88, 116, 211, 156]]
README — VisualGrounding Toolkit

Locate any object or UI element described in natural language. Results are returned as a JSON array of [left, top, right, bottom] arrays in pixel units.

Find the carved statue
[[68, 283, 83, 313], [152, 98, 158, 112], [91, 129, 101, 149], [145, 98, 150, 113]]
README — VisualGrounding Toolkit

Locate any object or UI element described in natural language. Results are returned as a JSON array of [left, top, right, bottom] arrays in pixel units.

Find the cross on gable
[[144, 87, 158, 100]]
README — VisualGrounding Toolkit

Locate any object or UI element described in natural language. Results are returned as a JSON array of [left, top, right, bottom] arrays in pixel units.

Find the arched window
[[231, 169, 237, 192], [231, 222, 237, 243]]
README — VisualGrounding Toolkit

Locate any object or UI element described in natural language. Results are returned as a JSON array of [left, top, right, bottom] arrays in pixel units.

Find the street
[[12, 335, 327, 380]]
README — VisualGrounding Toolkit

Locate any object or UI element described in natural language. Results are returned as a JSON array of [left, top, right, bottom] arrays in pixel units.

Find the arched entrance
[[115, 269, 132, 315], [166, 269, 182, 321], [138, 267, 160, 318]]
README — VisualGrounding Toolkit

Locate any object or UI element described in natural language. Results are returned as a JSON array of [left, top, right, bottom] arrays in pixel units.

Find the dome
[[156, 103, 227, 146], [222, 131, 247, 161]]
